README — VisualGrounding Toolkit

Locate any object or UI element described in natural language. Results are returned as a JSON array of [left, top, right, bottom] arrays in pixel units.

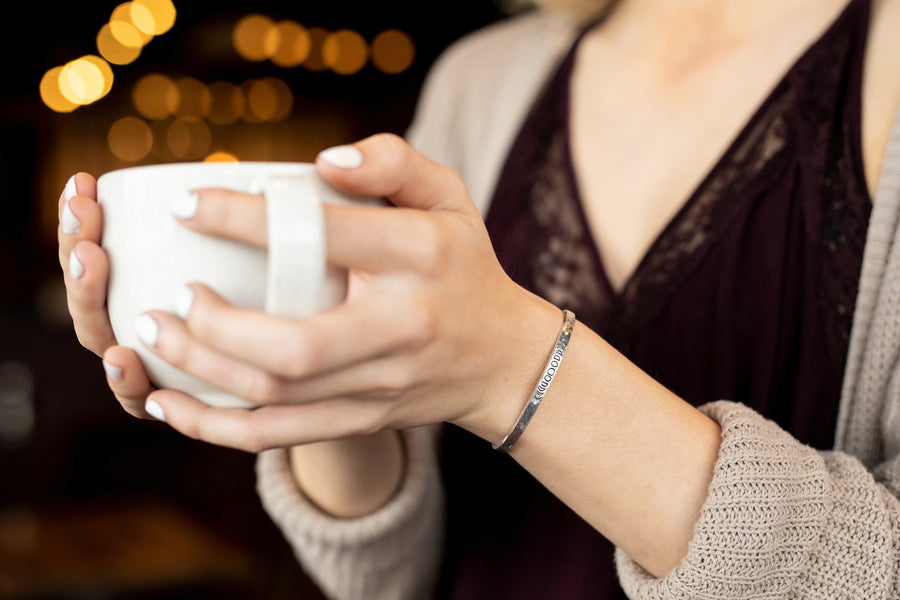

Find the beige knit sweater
[[257, 10, 900, 600]]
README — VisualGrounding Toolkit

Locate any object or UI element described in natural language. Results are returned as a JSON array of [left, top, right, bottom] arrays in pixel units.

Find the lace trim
[[508, 0, 871, 368]]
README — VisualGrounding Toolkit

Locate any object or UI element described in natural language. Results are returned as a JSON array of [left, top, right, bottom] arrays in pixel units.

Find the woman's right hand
[[58, 173, 156, 419]]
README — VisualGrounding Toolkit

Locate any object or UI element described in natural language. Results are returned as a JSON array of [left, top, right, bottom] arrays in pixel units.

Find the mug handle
[[264, 174, 325, 318]]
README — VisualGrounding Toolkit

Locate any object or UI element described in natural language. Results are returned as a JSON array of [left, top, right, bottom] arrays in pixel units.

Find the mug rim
[[97, 160, 316, 185]]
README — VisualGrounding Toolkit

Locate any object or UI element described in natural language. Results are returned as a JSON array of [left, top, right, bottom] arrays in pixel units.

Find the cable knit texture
[[615, 402, 900, 599], [254, 9, 900, 599], [256, 427, 444, 600]]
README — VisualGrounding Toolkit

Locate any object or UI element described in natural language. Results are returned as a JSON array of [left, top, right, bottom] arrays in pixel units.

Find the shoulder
[[422, 10, 582, 98], [407, 10, 581, 154], [405, 10, 583, 211]]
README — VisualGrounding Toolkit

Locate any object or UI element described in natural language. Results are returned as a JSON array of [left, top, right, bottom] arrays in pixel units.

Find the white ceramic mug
[[97, 161, 379, 408]]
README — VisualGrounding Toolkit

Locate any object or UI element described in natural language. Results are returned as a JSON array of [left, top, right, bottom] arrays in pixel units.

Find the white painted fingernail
[[318, 145, 363, 169], [173, 284, 194, 319], [61, 201, 80, 234], [134, 314, 159, 347], [171, 191, 198, 219], [68, 251, 84, 279], [102, 359, 123, 381], [145, 399, 166, 422], [64, 175, 78, 203]]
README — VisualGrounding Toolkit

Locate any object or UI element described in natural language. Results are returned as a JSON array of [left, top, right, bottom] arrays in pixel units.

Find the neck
[[589, 0, 819, 74]]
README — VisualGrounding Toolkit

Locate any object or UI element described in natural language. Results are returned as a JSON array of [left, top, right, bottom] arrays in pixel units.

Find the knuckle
[[400, 303, 438, 351], [436, 163, 465, 191], [403, 217, 446, 274], [161, 332, 191, 371], [180, 417, 205, 443], [246, 373, 288, 406], [370, 132, 407, 157], [73, 330, 97, 354], [372, 133, 412, 177], [239, 425, 271, 454], [275, 334, 316, 379], [374, 363, 416, 398]]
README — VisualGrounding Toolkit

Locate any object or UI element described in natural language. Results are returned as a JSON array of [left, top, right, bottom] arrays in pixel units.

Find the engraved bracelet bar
[[493, 309, 576, 453]]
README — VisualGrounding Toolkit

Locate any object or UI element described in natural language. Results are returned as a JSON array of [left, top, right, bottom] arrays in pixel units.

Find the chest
[[567, 0, 882, 292]]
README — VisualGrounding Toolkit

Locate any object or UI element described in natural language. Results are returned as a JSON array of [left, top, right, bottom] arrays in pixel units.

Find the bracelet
[[493, 309, 576, 453]]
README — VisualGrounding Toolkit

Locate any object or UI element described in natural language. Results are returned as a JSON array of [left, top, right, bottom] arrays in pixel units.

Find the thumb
[[315, 133, 476, 215]]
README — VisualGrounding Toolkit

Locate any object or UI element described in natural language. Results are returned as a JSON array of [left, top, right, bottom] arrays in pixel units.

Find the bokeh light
[[41, 0, 176, 112], [133, 0, 176, 35], [108, 116, 153, 161], [233, 14, 279, 62], [80, 56, 115, 99], [110, 3, 153, 48], [97, 23, 142, 65], [371, 29, 415, 74], [132, 73, 179, 120], [301, 27, 330, 72], [322, 29, 368, 75], [204, 151, 239, 163], [206, 81, 246, 125], [243, 77, 293, 122], [40, 67, 79, 113], [270, 21, 311, 68], [173, 77, 211, 118], [167, 117, 212, 159], [60, 56, 113, 105]]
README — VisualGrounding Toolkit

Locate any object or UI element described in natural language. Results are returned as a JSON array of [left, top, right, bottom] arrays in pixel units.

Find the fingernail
[[171, 191, 198, 219], [318, 145, 363, 169], [173, 284, 194, 319], [69, 251, 85, 279], [134, 314, 159, 347], [64, 175, 78, 203], [61, 201, 80, 234], [102, 359, 123, 381], [145, 399, 166, 422]]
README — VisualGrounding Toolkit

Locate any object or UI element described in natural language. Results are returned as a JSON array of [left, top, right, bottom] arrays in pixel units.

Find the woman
[[59, 0, 900, 597]]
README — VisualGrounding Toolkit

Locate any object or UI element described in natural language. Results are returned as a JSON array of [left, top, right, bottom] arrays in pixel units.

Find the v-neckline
[[561, 0, 870, 303]]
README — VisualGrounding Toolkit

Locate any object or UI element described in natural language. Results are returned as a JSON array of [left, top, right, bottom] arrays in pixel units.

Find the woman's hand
[[58, 173, 157, 419], [134, 134, 562, 452]]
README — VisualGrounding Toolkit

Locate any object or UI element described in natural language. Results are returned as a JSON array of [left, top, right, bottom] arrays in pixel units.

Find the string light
[[372, 30, 416, 74], [41, 0, 176, 112], [108, 116, 153, 161], [229, 16, 415, 75], [322, 30, 368, 75], [43, 5, 415, 167]]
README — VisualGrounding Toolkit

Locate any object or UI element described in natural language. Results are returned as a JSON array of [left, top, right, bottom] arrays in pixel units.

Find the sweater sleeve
[[255, 426, 444, 600], [615, 400, 900, 599]]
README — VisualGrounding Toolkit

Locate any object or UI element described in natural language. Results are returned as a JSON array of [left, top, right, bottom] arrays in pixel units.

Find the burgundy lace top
[[438, 0, 873, 598]]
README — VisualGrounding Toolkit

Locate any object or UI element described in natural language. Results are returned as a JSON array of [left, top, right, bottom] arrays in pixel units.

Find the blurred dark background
[[0, 1, 506, 598]]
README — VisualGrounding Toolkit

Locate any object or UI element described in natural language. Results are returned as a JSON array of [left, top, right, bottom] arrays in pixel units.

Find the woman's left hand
[[138, 133, 561, 452]]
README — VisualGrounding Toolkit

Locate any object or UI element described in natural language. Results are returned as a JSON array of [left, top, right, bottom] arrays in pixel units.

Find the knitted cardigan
[[256, 10, 900, 600]]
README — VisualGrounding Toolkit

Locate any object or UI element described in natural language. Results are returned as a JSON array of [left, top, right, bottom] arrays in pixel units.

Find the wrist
[[451, 292, 564, 447], [289, 430, 405, 518]]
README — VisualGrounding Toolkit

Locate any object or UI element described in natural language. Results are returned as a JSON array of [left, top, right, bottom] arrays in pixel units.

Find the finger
[[58, 173, 97, 219], [180, 284, 422, 380], [101, 346, 156, 419], [173, 188, 267, 248], [142, 291, 428, 410], [179, 190, 446, 273], [58, 195, 103, 268], [144, 391, 384, 452], [315, 133, 477, 215], [66, 241, 117, 354], [135, 309, 289, 407]]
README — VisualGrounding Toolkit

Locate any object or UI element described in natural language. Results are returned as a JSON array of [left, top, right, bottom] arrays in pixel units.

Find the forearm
[[289, 430, 405, 518], [457, 314, 721, 577]]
